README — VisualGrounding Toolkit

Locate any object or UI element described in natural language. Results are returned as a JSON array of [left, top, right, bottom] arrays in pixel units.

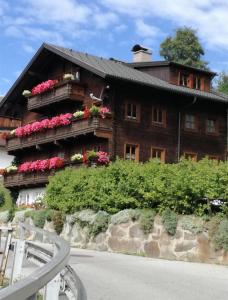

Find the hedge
[[45, 158, 228, 215]]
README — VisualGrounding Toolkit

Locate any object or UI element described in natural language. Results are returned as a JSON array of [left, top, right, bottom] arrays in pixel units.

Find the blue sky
[[1, 0, 228, 96]]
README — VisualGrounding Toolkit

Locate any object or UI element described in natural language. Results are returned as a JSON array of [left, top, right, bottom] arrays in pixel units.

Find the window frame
[[125, 102, 141, 122], [179, 72, 189, 87], [184, 113, 198, 132], [193, 75, 201, 90], [206, 118, 219, 135], [152, 106, 166, 127], [124, 143, 140, 161], [151, 146, 166, 162]]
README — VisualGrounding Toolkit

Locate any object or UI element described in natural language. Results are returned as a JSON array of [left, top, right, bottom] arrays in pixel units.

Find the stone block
[[108, 237, 141, 253], [129, 224, 145, 238], [144, 241, 160, 258], [175, 241, 196, 252]]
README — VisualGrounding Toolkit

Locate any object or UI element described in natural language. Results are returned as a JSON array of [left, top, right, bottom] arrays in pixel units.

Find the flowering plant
[[5, 165, 18, 173], [85, 150, 110, 166], [97, 151, 110, 165], [63, 73, 74, 80], [73, 106, 110, 120], [18, 157, 65, 173], [14, 113, 72, 138], [22, 90, 31, 97], [73, 111, 84, 118], [100, 107, 110, 118], [31, 79, 58, 96], [89, 105, 100, 117], [83, 107, 90, 118], [71, 153, 83, 163]]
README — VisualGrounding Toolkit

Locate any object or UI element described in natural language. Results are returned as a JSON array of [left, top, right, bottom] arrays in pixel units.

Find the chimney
[[131, 44, 152, 63]]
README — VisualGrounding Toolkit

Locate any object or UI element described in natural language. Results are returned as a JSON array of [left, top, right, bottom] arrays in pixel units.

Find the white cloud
[[101, 0, 228, 50], [136, 20, 160, 38], [93, 12, 118, 29]]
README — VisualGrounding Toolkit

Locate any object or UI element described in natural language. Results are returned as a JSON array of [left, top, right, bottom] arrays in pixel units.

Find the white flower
[[22, 90, 31, 97], [63, 73, 74, 80], [73, 111, 84, 118], [6, 165, 17, 173], [71, 153, 83, 162]]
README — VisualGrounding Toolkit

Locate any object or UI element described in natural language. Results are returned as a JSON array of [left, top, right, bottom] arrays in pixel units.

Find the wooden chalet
[[1, 43, 228, 204]]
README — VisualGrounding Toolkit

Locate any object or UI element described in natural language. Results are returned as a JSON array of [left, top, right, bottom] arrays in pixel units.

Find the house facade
[[1, 43, 228, 205]]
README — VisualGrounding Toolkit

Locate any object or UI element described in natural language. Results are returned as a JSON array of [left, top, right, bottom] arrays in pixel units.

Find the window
[[151, 147, 166, 162], [179, 72, 189, 86], [124, 144, 139, 161], [185, 114, 196, 130], [206, 119, 217, 134], [193, 76, 201, 90], [184, 152, 197, 161], [125, 103, 140, 121], [152, 107, 166, 127]]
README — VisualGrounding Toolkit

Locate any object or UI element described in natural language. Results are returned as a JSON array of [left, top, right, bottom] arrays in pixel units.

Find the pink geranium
[[40, 119, 50, 129], [31, 122, 42, 133], [18, 162, 32, 173], [49, 157, 65, 169], [23, 124, 32, 136], [15, 127, 24, 137], [97, 151, 110, 165], [38, 159, 49, 171], [100, 107, 110, 118], [32, 79, 58, 96]]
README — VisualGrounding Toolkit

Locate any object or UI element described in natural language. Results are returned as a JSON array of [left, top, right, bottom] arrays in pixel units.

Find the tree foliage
[[45, 158, 228, 216], [216, 72, 228, 95], [160, 27, 208, 69]]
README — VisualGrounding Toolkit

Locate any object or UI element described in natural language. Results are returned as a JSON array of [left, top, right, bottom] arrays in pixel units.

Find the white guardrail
[[0, 223, 87, 300]]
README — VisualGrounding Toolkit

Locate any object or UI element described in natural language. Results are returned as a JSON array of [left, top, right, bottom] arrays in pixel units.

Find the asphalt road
[[69, 248, 228, 300]]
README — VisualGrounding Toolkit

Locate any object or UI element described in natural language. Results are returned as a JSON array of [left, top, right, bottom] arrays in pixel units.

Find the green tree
[[160, 27, 208, 70], [216, 72, 228, 95]]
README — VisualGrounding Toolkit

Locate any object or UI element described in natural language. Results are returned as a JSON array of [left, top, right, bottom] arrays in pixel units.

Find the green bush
[[180, 216, 204, 235], [162, 208, 178, 235], [0, 186, 13, 211], [45, 158, 228, 216], [52, 211, 64, 234], [25, 209, 52, 229], [139, 210, 156, 234], [89, 211, 109, 237], [214, 219, 228, 251]]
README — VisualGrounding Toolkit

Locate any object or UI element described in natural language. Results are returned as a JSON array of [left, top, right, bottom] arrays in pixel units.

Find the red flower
[[83, 107, 90, 118]]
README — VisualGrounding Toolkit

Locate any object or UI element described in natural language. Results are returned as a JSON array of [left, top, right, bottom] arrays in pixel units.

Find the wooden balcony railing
[[6, 116, 112, 152], [27, 80, 86, 111], [3, 162, 83, 188]]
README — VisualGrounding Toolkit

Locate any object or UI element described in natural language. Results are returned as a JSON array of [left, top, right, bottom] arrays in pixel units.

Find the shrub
[[33, 210, 48, 228], [89, 211, 109, 237], [214, 219, 228, 251], [180, 216, 204, 235], [139, 210, 156, 234], [110, 209, 140, 225], [0, 186, 13, 211], [162, 208, 178, 235], [52, 211, 65, 234], [45, 159, 228, 216], [25, 209, 52, 228]]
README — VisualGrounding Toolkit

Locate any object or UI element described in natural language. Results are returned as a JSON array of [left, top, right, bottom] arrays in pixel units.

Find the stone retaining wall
[[2, 210, 228, 265], [58, 215, 228, 265]]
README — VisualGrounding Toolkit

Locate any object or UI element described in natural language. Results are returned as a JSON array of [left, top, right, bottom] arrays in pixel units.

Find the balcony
[[3, 163, 83, 188], [27, 80, 86, 111], [6, 116, 112, 153]]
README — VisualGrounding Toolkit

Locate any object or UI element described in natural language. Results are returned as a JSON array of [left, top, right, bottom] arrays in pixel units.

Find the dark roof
[[128, 61, 217, 76], [1, 43, 227, 108]]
